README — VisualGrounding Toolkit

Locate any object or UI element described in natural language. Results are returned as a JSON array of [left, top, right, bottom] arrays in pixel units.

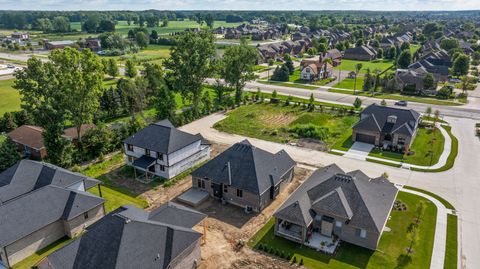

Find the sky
[[0, 0, 478, 11]]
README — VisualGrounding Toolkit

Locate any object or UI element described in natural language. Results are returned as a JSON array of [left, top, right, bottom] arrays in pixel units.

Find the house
[[37, 203, 206, 269], [191, 140, 295, 213], [44, 40, 76, 50], [408, 59, 449, 82], [343, 45, 377, 61], [62, 124, 96, 142], [123, 119, 210, 182], [0, 160, 105, 267], [85, 38, 101, 52], [300, 56, 333, 81], [326, 49, 342, 66], [274, 164, 398, 251], [395, 68, 431, 93], [10, 32, 29, 40], [352, 104, 421, 151], [7, 125, 47, 160]]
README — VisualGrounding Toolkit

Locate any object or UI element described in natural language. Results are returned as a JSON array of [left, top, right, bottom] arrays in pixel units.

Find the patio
[[305, 232, 340, 254]]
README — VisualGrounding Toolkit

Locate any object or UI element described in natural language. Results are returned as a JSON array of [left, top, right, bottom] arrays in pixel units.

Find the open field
[[214, 103, 358, 147], [0, 78, 21, 115], [334, 59, 394, 74], [332, 76, 365, 91], [249, 191, 437, 269], [114, 20, 244, 36]]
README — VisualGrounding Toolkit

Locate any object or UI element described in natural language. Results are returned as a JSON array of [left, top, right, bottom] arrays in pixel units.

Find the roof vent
[[334, 174, 352, 182], [387, 115, 397, 124]]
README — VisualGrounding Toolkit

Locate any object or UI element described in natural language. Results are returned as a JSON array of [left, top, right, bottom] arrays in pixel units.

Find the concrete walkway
[[333, 124, 452, 170], [400, 187, 456, 269]]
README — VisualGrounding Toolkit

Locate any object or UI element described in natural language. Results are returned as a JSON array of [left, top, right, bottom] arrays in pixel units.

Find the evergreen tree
[[0, 138, 21, 172], [125, 59, 137, 78]]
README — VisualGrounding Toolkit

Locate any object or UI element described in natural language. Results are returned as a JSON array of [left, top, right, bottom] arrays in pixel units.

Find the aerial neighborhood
[[0, 6, 479, 269]]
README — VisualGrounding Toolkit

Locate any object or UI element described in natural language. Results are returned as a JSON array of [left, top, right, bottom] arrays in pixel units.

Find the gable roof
[[0, 160, 100, 204], [191, 140, 295, 195], [123, 119, 203, 154], [275, 164, 398, 233], [353, 104, 420, 136], [7, 125, 45, 150], [38, 204, 205, 269], [63, 124, 96, 140], [0, 185, 104, 246]]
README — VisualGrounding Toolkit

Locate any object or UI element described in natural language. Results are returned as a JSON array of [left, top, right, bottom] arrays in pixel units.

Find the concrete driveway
[[344, 142, 375, 160]]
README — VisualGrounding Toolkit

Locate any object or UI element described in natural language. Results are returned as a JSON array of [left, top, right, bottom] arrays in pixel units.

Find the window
[[84, 212, 89, 219], [223, 184, 228, 193], [236, 189, 243, 198], [157, 152, 163, 161], [197, 179, 202, 188], [145, 149, 150, 156], [159, 165, 165, 171], [127, 144, 133, 151], [128, 156, 134, 163], [398, 136, 406, 144], [335, 221, 342, 228], [360, 229, 367, 238]]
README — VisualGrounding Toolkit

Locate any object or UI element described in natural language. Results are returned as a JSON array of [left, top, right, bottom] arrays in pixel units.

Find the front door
[[212, 183, 223, 199]]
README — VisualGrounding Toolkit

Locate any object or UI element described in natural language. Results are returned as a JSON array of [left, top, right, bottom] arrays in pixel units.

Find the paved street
[[180, 112, 480, 269]]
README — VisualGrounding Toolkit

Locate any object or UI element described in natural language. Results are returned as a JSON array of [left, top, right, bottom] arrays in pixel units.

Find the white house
[[123, 119, 210, 183]]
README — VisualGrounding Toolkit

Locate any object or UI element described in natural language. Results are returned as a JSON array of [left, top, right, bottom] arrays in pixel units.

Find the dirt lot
[[191, 167, 312, 269]]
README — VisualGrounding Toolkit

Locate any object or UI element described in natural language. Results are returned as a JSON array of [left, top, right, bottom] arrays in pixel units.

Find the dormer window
[[387, 115, 397, 124]]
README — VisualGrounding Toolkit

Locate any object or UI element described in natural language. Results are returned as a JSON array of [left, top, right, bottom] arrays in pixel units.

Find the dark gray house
[[37, 203, 207, 269], [352, 104, 421, 150], [0, 160, 105, 267], [274, 164, 398, 251], [343, 45, 377, 61], [191, 140, 295, 213]]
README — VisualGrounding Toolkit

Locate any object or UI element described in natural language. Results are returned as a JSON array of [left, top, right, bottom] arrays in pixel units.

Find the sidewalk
[[400, 187, 456, 269], [332, 124, 452, 170]]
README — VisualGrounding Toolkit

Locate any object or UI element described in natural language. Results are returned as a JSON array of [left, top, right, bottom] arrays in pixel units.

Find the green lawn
[[444, 214, 458, 269], [403, 186, 455, 210], [411, 125, 458, 172], [12, 237, 74, 269], [104, 44, 171, 64], [334, 59, 394, 74], [0, 78, 21, 115], [369, 127, 445, 166], [214, 103, 358, 146], [331, 130, 354, 151], [81, 153, 148, 212], [115, 20, 244, 36], [332, 77, 365, 91], [249, 191, 436, 269], [257, 80, 319, 90]]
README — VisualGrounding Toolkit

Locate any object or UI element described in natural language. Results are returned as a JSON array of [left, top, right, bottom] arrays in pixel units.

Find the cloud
[[0, 0, 478, 11]]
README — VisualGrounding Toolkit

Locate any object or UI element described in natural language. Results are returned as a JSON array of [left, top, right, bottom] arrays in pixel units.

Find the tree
[[267, 58, 275, 79], [150, 30, 159, 40], [451, 54, 470, 77], [164, 31, 215, 114], [125, 59, 137, 78], [107, 58, 119, 78], [381, 99, 387, 106], [377, 48, 384, 59], [353, 63, 363, 94], [271, 65, 290, 82], [355, 39, 364, 47], [0, 112, 17, 132], [400, 42, 410, 51], [353, 97, 362, 109], [0, 138, 21, 172], [118, 78, 147, 119], [284, 55, 295, 75], [308, 93, 315, 111], [135, 32, 149, 49], [220, 39, 258, 104], [387, 45, 397, 59], [440, 38, 460, 51], [397, 50, 412, 69], [205, 14, 215, 28], [98, 19, 115, 32], [423, 73, 436, 90], [33, 18, 53, 33], [162, 17, 169, 27], [52, 16, 71, 33], [143, 63, 176, 121], [82, 15, 100, 33], [460, 76, 475, 94]]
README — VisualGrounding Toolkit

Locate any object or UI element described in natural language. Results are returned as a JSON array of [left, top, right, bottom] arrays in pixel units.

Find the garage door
[[356, 133, 376, 144]]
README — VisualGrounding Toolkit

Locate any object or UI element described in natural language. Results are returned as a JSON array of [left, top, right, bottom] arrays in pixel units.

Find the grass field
[[214, 103, 358, 146], [12, 237, 74, 269], [0, 78, 21, 115], [334, 59, 394, 74], [257, 80, 319, 90], [369, 127, 445, 166], [249, 191, 437, 269], [332, 76, 365, 90], [444, 214, 458, 269], [106, 44, 171, 64]]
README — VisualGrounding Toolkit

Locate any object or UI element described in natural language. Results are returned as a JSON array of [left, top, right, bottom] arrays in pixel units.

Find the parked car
[[395, 100, 408, 106]]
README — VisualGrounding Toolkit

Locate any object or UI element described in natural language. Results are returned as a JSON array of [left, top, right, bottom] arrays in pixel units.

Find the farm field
[[114, 20, 244, 36], [214, 103, 358, 147]]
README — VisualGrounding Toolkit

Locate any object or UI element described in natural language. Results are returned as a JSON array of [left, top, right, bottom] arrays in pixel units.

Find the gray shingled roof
[[353, 104, 420, 136], [0, 160, 100, 204], [0, 185, 104, 246], [123, 119, 203, 154], [191, 140, 295, 194], [39, 204, 205, 269], [274, 164, 398, 233]]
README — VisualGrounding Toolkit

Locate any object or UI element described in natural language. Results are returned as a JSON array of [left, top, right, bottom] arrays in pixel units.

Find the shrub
[[300, 258, 304, 266], [290, 124, 330, 140], [292, 256, 297, 264]]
